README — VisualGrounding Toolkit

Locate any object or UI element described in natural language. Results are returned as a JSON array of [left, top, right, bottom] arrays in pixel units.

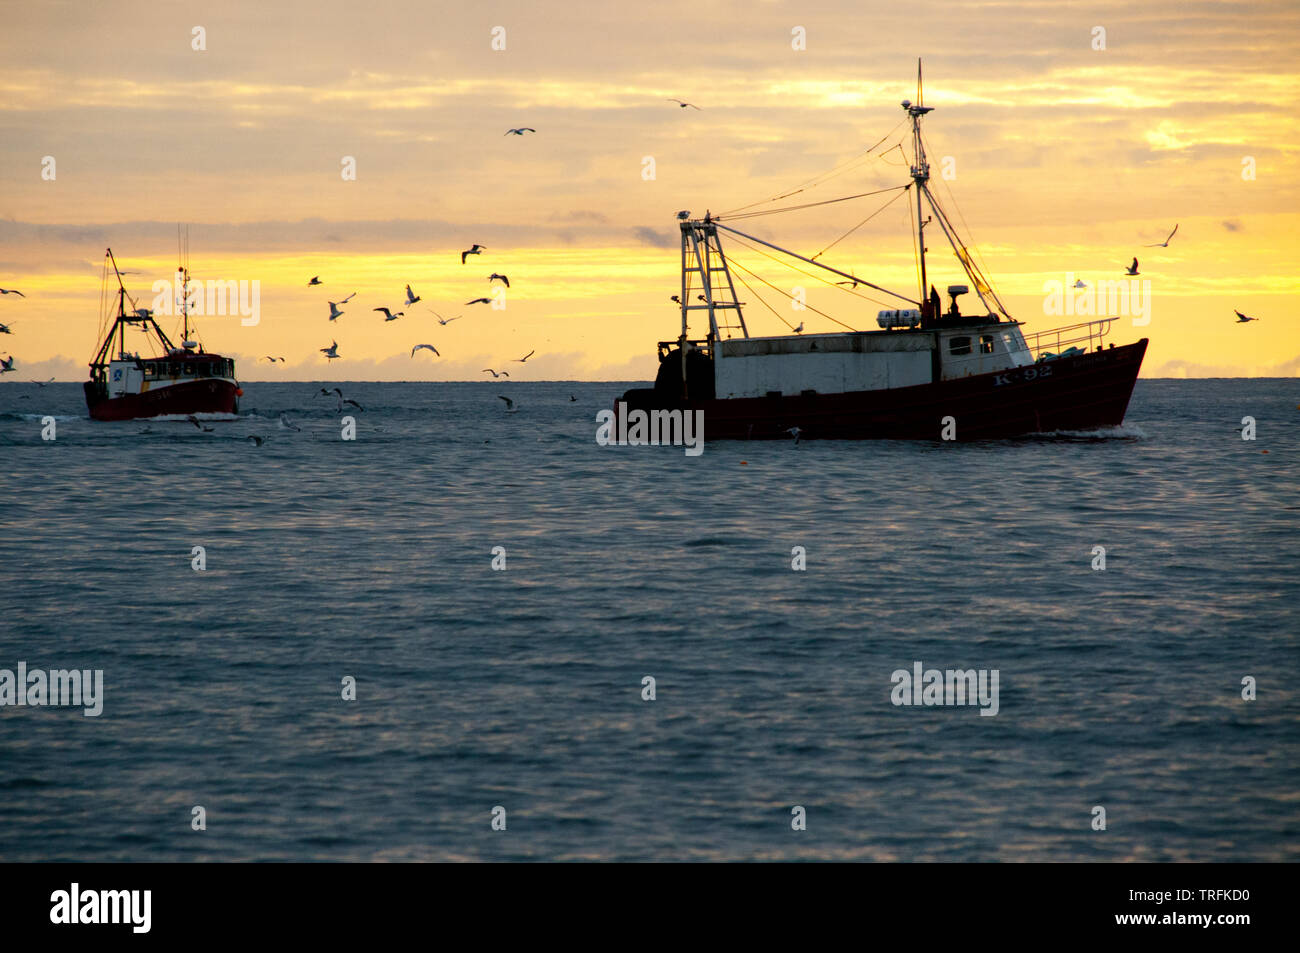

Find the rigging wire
[[724, 231, 902, 311], [719, 117, 908, 217], [926, 195, 1009, 316], [918, 130, 1011, 317], [723, 252, 859, 332], [809, 184, 911, 261], [909, 184, 922, 302], [95, 254, 109, 362], [877, 143, 910, 166], [716, 184, 910, 222], [729, 267, 796, 332], [922, 129, 999, 295]]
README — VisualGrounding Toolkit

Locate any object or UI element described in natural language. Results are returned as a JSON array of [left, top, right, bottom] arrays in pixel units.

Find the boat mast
[[92, 247, 179, 370], [178, 224, 190, 346], [107, 247, 128, 359], [903, 59, 934, 311], [905, 65, 1009, 320]]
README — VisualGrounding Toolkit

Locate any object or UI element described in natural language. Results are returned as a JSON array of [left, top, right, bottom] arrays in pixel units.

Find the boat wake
[[148, 413, 241, 423], [1022, 423, 1147, 441]]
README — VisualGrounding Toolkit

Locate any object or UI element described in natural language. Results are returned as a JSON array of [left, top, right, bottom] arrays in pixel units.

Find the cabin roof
[[138, 352, 228, 362]]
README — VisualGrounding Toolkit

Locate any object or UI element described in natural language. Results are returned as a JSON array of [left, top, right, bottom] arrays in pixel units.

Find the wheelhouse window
[[949, 336, 972, 356], [980, 335, 995, 354]]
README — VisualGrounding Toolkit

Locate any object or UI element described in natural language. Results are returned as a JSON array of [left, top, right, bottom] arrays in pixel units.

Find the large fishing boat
[[85, 246, 241, 421], [616, 65, 1147, 440]]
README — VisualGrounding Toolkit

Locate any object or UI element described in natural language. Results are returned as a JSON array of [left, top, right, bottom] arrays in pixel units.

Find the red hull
[[618, 339, 1147, 440], [85, 378, 240, 421]]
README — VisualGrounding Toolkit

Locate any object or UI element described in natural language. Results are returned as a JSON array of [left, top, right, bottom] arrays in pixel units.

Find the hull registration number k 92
[[994, 364, 1054, 387]]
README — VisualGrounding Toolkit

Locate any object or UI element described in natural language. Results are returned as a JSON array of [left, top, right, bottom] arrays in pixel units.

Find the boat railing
[[1023, 318, 1115, 359]]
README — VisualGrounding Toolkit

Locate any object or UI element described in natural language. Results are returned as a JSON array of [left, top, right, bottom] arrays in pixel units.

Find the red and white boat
[[85, 248, 241, 421], [616, 65, 1147, 441]]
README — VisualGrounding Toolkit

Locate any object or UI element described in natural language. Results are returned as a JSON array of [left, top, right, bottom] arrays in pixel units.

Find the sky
[[0, 0, 1297, 381]]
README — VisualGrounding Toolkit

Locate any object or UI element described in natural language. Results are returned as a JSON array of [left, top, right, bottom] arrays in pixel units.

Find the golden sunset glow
[[2, 1, 1297, 380]]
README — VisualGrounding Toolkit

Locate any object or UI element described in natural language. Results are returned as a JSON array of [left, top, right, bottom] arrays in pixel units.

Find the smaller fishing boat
[[84, 247, 241, 421]]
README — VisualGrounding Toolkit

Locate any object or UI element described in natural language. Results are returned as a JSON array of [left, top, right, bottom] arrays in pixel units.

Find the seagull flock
[[300, 239, 535, 378], [1055, 223, 1260, 329]]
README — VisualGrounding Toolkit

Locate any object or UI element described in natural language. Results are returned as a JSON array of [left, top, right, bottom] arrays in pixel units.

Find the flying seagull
[[324, 388, 348, 411], [482, 368, 509, 378], [1125, 258, 1139, 276], [328, 301, 345, 321], [316, 386, 361, 412], [411, 343, 440, 357], [835, 278, 861, 288], [246, 435, 265, 446], [374, 307, 404, 321], [186, 414, 214, 432], [0, 323, 13, 334], [465, 297, 492, 306], [569, 394, 578, 402], [461, 244, 486, 264], [488, 273, 510, 288], [405, 284, 421, 306], [426, 309, 461, 325], [320, 341, 340, 359], [30, 377, 53, 386], [667, 99, 701, 109], [340, 292, 356, 303], [307, 276, 323, 286], [278, 412, 301, 432], [262, 355, 285, 363], [1234, 310, 1259, 323], [1145, 224, 1179, 248], [498, 395, 519, 413], [0, 288, 25, 297], [504, 128, 536, 136], [786, 426, 802, 446], [670, 295, 681, 304], [513, 349, 535, 363], [0, 355, 14, 373]]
